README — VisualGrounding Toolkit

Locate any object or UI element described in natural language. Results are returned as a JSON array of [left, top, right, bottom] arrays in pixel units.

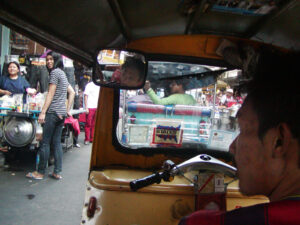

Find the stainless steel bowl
[[4, 117, 36, 147]]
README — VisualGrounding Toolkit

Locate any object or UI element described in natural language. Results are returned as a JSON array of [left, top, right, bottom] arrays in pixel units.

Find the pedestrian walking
[[84, 81, 100, 145]]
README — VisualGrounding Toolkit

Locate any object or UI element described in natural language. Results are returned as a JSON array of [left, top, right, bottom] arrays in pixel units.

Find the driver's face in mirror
[[120, 66, 143, 86], [97, 50, 146, 88], [118, 57, 145, 87]]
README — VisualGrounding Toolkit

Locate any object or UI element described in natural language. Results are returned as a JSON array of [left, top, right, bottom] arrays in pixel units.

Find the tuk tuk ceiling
[[0, 0, 299, 65]]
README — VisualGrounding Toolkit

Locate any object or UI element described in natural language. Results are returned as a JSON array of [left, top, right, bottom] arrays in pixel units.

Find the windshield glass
[[116, 61, 243, 152]]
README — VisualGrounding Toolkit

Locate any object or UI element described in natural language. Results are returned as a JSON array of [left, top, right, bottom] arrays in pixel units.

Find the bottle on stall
[[23, 103, 29, 113]]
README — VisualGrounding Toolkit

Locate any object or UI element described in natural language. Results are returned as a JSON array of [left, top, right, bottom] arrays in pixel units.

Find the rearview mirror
[[93, 49, 147, 89]]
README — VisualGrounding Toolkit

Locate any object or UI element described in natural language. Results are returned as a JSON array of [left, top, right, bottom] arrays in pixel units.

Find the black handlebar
[[129, 155, 237, 192], [130, 171, 170, 191]]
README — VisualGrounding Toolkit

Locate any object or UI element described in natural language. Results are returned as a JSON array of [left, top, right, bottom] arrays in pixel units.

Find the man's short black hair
[[245, 48, 300, 144], [122, 57, 145, 81], [174, 79, 189, 91]]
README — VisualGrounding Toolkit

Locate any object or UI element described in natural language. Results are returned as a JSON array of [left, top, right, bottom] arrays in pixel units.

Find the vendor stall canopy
[[0, 0, 299, 66]]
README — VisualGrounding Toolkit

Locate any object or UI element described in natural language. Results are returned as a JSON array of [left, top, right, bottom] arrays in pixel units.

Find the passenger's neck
[[268, 171, 300, 202]]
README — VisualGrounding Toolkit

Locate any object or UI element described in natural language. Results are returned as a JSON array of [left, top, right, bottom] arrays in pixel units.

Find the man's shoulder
[[84, 82, 97, 92], [228, 200, 300, 225], [179, 203, 267, 225], [92, 83, 100, 91], [180, 200, 300, 225], [224, 202, 266, 225], [181, 93, 196, 103], [267, 199, 300, 224], [85, 82, 93, 89], [179, 209, 224, 225]]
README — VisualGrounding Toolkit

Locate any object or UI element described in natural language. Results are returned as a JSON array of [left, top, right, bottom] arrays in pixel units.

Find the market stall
[[0, 94, 86, 153]]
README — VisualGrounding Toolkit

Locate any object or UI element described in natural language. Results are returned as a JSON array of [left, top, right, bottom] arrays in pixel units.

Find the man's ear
[[272, 123, 292, 158]]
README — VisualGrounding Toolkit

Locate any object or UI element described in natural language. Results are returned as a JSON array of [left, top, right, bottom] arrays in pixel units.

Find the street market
[[0, 52, 89, 166]]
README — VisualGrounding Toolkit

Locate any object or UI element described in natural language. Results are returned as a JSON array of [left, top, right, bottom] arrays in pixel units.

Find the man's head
[[169, 80, 188, 94], [229, 49, 300, 201], [226, 88, 233, 97], [120, 57, 145, 87]]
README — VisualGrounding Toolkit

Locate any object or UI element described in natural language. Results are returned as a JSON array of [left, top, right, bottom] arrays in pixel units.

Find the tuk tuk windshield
[[116, 61, 243, 153]]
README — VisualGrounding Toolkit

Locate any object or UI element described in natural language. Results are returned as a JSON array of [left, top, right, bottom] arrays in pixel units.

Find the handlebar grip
[[130, 172, 162, 191]]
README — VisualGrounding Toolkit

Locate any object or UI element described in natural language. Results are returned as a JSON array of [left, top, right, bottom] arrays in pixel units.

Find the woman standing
[[0, 61, 36, 96], [26, 51, 75, 180]]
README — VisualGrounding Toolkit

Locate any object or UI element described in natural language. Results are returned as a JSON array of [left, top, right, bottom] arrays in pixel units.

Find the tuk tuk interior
[[0, 1, 299, 224]]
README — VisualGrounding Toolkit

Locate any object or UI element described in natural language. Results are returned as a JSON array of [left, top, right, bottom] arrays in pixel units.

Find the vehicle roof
[[1, 0, 299, 65]]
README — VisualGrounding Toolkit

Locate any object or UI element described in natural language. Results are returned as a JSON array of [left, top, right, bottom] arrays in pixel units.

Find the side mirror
[[93, 49, 147, 89]]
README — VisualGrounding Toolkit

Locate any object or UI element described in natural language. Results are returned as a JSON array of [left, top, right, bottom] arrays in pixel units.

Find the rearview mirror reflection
[[94, 49, 147, 89]]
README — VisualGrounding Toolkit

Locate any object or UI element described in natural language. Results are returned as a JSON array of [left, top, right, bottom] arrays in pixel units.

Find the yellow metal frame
[[90, 34, 264, 170], [85, 35, 271, 224], [81, 169, 268, 225]]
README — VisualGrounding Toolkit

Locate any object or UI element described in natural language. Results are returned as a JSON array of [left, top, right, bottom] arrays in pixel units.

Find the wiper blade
[[159, 69, 229, 81]]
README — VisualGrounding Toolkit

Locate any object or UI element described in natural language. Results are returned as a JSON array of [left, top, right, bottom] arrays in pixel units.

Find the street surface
[[0, 133, 91, 225]]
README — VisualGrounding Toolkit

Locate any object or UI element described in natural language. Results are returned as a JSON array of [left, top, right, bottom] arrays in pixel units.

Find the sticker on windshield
[[128, 125, 150, 145], [208, 130, 238, 151], [152, 119, 183, 147]]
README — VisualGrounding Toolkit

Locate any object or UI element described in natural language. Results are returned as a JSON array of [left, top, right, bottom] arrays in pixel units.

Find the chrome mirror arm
[[170, 154, 237, 178], [130, 154, 236, 191]]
